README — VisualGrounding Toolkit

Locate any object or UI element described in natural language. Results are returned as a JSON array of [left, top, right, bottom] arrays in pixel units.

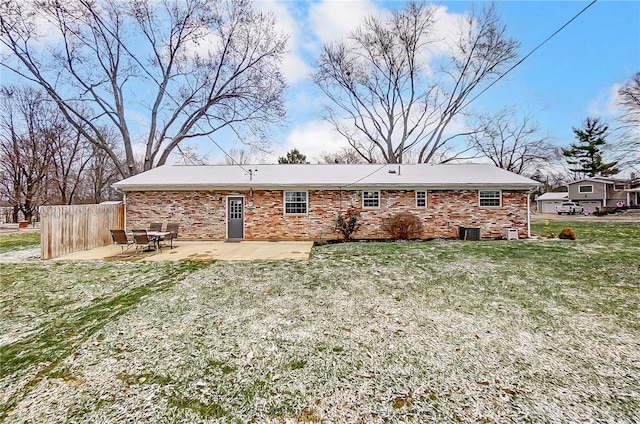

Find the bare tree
[[0, 87, 56, 222], [615, 71, 640, 173], [83, 141, 121, 203], [618, 72, 640, 129], [313, 2, 518, 164], [0, 0, 287, 178], [217, 147, 257, 165], [172, 144, 209, 166], [468, 107, 559, 175], [318, 147, 366, 164], [48, 121, 94, 205]]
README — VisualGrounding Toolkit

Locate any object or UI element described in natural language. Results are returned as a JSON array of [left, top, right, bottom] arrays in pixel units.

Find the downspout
[[527, 188, 533, 238], [123, 192, 127, 230]]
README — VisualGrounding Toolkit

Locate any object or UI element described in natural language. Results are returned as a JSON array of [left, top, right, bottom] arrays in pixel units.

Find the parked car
[[556, 202, 584, 215]]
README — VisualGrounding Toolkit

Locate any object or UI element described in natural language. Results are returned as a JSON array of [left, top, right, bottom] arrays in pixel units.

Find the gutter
[[111, 183, 541, 192]]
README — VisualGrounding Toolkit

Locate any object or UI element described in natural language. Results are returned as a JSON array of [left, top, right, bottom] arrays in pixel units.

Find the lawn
[[1, 222, 639, 423], [0, 232, 39, 254]]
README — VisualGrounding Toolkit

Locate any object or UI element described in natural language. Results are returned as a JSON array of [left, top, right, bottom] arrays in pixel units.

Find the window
[[479, 190, 501, 207], [578, 185, 593, 193], [614, 184, 624, 191], [284, 191, 307, 214], [362, 191, 380, 208], [416, 191, 426, 207]]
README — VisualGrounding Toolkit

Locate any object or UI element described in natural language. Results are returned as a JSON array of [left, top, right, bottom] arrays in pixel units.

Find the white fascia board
[[114, 184, 254, 191], [114, 183, 539, 192]]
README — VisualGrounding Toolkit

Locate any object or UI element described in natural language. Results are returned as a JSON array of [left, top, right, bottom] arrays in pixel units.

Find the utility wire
[[344, 163, 392, 187], [344, 0, 599, 188], [231, 0, 599, 183], [25, 0, 597, 184], [460, 0, 598, 111], [197, 129, 251, 173]]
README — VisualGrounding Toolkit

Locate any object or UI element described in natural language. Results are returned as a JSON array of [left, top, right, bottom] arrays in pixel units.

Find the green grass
[[0, 260, 208, 420], [1, 221, 639, 423], [0, 232, 40, 253]]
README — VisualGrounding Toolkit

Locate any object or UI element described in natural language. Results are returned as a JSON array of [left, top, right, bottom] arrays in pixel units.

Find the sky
[[1, 0, 638, 169], [224, 0, 640, 165]]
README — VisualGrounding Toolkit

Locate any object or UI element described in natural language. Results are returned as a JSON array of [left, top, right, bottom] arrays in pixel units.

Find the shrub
[[335, 209, 361, 241], [381, 212, 423, 240], [593, 207, 619, 216], [558, 227, 577, 240]]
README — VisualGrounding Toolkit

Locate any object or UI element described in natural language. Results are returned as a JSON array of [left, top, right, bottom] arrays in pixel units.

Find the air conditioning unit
[[459, 226, 481, 240], [503, 228, 518, 240]]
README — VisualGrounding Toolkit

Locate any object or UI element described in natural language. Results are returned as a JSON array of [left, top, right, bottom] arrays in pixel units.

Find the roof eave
[[113, 182, 539, 192]]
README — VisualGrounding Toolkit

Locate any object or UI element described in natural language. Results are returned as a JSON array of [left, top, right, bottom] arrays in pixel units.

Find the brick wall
[[125, 189, 529, 240]]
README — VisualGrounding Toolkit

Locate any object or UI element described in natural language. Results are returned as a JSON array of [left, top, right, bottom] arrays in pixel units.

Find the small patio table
[[147, 231, 173, 249]]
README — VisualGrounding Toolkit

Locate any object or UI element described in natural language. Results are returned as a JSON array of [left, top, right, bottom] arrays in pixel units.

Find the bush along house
[[112, 163, 540, 240]]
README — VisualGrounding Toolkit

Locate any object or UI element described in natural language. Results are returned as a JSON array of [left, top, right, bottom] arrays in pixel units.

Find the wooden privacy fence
[[40, 203, 125, 259]]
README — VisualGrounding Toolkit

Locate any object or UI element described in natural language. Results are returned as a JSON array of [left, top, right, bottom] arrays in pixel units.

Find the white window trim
[[415, 190, 427, 208], [283, 190, 308, 215], [613, 184, 624, 191], [578, 185, 594, 193], [478, 190, 502, 208], [362, 190, 380, 209]]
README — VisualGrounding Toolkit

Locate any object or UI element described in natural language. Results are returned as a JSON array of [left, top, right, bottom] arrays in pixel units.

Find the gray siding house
[[566, 177, 638, 210]]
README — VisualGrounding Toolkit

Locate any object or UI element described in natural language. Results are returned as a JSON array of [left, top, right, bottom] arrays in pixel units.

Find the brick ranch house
[[112, 163, 540, 240]]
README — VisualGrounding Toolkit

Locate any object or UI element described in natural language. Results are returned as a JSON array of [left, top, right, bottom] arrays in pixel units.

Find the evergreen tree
[[278, 149, 309, 164], [562, 117, 619, 177]]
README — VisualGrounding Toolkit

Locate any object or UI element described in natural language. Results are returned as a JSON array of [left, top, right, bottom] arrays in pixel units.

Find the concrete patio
[[53, 240, 314, 261]]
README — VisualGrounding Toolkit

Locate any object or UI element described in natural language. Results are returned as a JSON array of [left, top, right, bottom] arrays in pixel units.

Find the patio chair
[[132, 229, 159, 254], [149, 222, 166, 246], [110, 229, 133, 256], [166, 222, 179, 248]]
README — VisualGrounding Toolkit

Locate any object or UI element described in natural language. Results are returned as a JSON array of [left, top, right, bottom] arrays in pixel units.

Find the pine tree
[[278, 149, 309, 164], [562, 117, 619, 177]]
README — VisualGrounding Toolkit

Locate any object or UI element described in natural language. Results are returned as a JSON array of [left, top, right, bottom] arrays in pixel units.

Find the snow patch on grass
[[0, 247, 40, 262], [2, 237, 640, 422]]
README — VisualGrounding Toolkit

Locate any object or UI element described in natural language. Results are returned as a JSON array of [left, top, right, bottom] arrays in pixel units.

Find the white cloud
[[281, 54, 313, 85], [308, 0, 387, 45], [428, 5, 467, 55], [588, 83, 622, 117], [0, 2, 63, 57], [267, 120, 346, 162], [255, 1, 466, 86], [257, 0, 313, 84]]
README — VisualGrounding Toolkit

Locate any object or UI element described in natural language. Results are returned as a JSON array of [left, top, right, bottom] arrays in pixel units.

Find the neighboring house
[[536, 192, 569, 213], [626, 187, 640, 207], [112, 163, 540, 240], [566, 177, 640, 211]]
